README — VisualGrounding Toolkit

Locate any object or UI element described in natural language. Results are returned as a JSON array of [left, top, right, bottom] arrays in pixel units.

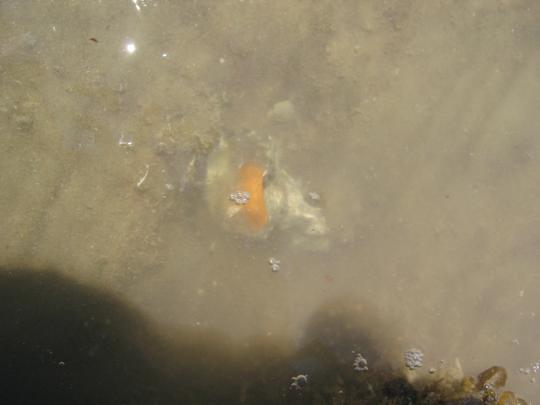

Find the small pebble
[[268, 257, 280, 272], [353, 352, 368, 372]]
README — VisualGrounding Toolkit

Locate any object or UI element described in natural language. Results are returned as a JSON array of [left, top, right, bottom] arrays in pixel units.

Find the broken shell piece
[[118, 133, 134, 148], [136, 164, 150, 189], [290, 374, 308, 390]]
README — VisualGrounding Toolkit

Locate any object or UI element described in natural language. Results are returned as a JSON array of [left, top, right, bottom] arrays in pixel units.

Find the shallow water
[[1, 0, 540, 401]]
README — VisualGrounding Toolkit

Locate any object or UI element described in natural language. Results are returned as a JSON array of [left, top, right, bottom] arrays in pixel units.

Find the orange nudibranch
[[236, 162, 268, 231]]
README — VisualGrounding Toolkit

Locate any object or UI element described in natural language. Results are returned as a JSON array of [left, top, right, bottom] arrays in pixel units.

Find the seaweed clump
[[283, 362, 527, 404]]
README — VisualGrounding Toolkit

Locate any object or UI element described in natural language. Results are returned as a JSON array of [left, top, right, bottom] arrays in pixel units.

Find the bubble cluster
[[353, 352, 368, 372], [229, 191, 250, 205], [404, 348, 424, 370], [519, 359, 540, 382]]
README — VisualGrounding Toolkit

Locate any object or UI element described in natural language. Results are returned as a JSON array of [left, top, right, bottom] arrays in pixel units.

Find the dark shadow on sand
[[0, 268, 487, 405]]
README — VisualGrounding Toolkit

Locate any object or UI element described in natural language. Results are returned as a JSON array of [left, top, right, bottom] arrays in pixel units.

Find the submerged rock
[[476, 366, 507, 390], [267, 100, 296, 123], [205, 132, 329, 250]]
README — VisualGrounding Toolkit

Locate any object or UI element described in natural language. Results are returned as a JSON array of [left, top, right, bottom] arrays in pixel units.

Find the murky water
[[1, 0, 540, 402]]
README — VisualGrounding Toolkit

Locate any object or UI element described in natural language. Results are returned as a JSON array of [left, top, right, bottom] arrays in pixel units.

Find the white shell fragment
[[136, 164, 150, 189], [268, 257, 280, 272], [290, 374, 308, 390], [118, 133, 134, 148]]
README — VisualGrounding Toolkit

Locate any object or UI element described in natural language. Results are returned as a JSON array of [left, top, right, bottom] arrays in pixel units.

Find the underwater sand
[[1, 0, 539, 400]]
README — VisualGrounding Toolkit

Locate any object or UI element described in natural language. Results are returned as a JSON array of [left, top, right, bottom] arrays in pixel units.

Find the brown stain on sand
[[236, 162, 268, 231]]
